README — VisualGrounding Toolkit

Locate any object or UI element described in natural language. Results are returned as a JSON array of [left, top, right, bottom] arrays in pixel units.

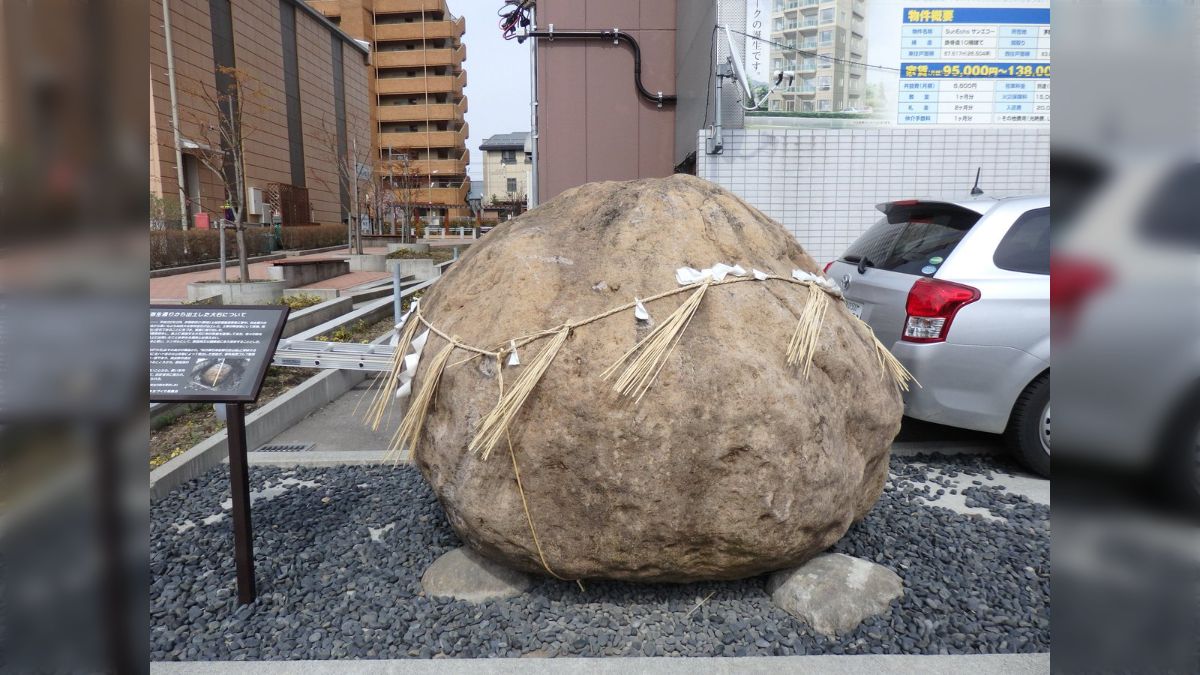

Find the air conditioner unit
[[247, 187, 265, 216]]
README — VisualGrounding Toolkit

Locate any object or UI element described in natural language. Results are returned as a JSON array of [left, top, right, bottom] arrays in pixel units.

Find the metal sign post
[[224, 402, 256, 603], [150, 305, 289, 604]]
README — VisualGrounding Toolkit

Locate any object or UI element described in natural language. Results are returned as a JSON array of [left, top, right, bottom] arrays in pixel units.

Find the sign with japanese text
[[149, 305, 289, 402], [744, 0, 1049, 128], [898, 7, 1050, 124]]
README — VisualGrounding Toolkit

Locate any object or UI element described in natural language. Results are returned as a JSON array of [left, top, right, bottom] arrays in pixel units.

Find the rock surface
[[421, 547, 532, 602], [410, 174, 903, 581], [767, 553, 904, 636]]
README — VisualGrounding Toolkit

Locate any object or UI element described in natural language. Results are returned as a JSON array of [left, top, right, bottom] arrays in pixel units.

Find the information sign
[[150, 306, 289, 402]]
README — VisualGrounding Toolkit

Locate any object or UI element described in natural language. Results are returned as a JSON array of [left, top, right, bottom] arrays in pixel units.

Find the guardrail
[[423, 226, 479, 239]]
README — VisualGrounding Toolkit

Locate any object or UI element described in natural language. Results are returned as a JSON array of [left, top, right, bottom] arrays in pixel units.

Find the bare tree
[[179, 65, 264, 283], [386, 151, 425, 242], [309, 114, 376, 255]]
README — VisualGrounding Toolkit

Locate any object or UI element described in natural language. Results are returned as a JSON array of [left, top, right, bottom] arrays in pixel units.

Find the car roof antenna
[[970, 167, 984, 196]]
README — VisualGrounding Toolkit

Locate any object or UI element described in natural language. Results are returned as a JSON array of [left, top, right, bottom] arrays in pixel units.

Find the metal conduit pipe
[[523, 28, 678, 108]]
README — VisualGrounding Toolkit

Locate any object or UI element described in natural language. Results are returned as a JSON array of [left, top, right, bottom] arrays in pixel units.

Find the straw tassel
[[470, 326, 572, 460], [365, 312, 423, 431], [846, 312, 916, 392], [785, 283, 830, 377], [385, 337, 457, 463], [602, 281, 710, 402], [872, 333, 915, 392]]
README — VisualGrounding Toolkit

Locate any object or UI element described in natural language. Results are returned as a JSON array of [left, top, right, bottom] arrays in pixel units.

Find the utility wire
[[498, 0, 534, 41], [702, 24, 718, 128], [728, 27, 901, 74]]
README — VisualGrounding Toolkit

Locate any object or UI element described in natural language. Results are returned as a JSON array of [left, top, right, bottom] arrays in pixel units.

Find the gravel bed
[[150, 454, 1049, 660]]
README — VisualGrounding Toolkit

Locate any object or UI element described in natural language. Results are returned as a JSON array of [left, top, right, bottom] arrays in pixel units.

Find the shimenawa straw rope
[[601, 281, 711, 402], [471, 325, 572, 460], [786, 283, 831, 377], [369, 272, 913, 462], [384, 337, 456, 464]]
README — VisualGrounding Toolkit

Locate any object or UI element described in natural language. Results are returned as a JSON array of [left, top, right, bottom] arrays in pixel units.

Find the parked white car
[[826, 195, 1050, 475], [1054, 155, 1200, 508]]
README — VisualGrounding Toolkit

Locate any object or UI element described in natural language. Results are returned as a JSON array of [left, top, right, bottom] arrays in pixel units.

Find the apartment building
[[767, 0, 867, 113], [307, 0, 471, 224], [150, 0, 372, 226], [479, 132, 531, 207]]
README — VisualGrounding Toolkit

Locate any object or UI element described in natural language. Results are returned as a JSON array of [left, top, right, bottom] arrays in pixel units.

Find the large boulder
[[409, 174, 902, 581]]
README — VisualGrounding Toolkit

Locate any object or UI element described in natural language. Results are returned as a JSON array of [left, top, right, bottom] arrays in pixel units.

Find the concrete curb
[[150, 654, 1049, 674], [282, 296, 354, 338], [243, 450, 390, 466]]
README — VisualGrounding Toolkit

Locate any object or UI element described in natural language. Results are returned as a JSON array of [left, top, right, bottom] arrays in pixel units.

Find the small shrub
[[281, 294, 325, 310], [317, 320, 367, 343], [150, 227, 273, 269], [280, 224, 348, 250]]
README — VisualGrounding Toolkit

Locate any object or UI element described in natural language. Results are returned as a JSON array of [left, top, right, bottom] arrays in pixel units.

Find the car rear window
[[993, 207, 1050, 274], [842, 203, 982, 276]]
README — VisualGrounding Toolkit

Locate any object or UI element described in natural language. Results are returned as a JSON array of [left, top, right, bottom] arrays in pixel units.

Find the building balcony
[[372, 0, 449, 14], [374, 17, 465, 42], [781, 85, 817, 95], [307, 0, 340, 18], [375, 70, 465, 96], [374, 44, 465, 68], [375, 98, 466, 123], [379, 153, 468, 178], [415, 182, 469, 208], [379, 124, 468, 151]]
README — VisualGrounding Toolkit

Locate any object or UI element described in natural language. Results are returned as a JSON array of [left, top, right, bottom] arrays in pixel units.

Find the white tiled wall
[[696, 127, 1050, 263]]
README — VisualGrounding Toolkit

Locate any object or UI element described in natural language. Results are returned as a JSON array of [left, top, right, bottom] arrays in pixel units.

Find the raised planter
[[386, 258, 438, 282], [187, 280, 288, 304], [346, 253, 388, 272], [386, 242, 430, 254]]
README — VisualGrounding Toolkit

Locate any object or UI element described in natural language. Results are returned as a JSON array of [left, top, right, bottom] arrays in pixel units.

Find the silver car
[[826, 195, 1050, 476]]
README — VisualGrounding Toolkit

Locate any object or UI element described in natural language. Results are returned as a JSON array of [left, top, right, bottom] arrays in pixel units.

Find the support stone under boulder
[[421, 547, 532, 603], [766, 553, 904, 636]]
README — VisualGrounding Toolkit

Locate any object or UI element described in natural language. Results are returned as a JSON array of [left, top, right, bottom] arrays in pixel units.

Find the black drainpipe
[[522, 28, 678, 108]]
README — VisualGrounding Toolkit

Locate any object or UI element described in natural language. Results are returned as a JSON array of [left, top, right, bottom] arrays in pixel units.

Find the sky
[[449, 1, 531, 182]]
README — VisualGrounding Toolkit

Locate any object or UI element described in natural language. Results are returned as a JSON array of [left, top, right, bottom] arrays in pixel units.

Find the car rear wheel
[[1005, 374, 1050, 477], [1157, 382, 1200, 515]]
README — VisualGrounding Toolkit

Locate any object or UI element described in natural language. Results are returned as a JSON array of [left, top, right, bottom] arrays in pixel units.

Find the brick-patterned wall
[[149, 0, 370, 226], [697, 127, 1050, 263]]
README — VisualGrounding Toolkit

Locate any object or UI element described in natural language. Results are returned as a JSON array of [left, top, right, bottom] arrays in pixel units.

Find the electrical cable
[[702, 24, 718, 127], [498, 0, 534, 41], [521, 28, 677, 106], [728, 26, 901, 73]]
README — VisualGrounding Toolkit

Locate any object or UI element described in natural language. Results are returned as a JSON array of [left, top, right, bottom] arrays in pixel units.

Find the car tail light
[[1051, 256, 1110, 340], [902, 278, 980, 343], [823, 261, 834, 273]]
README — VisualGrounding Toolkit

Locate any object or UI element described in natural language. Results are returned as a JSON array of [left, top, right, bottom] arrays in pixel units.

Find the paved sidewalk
[[152, 654, 1049, 674], [150, 246, 390, 302]]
